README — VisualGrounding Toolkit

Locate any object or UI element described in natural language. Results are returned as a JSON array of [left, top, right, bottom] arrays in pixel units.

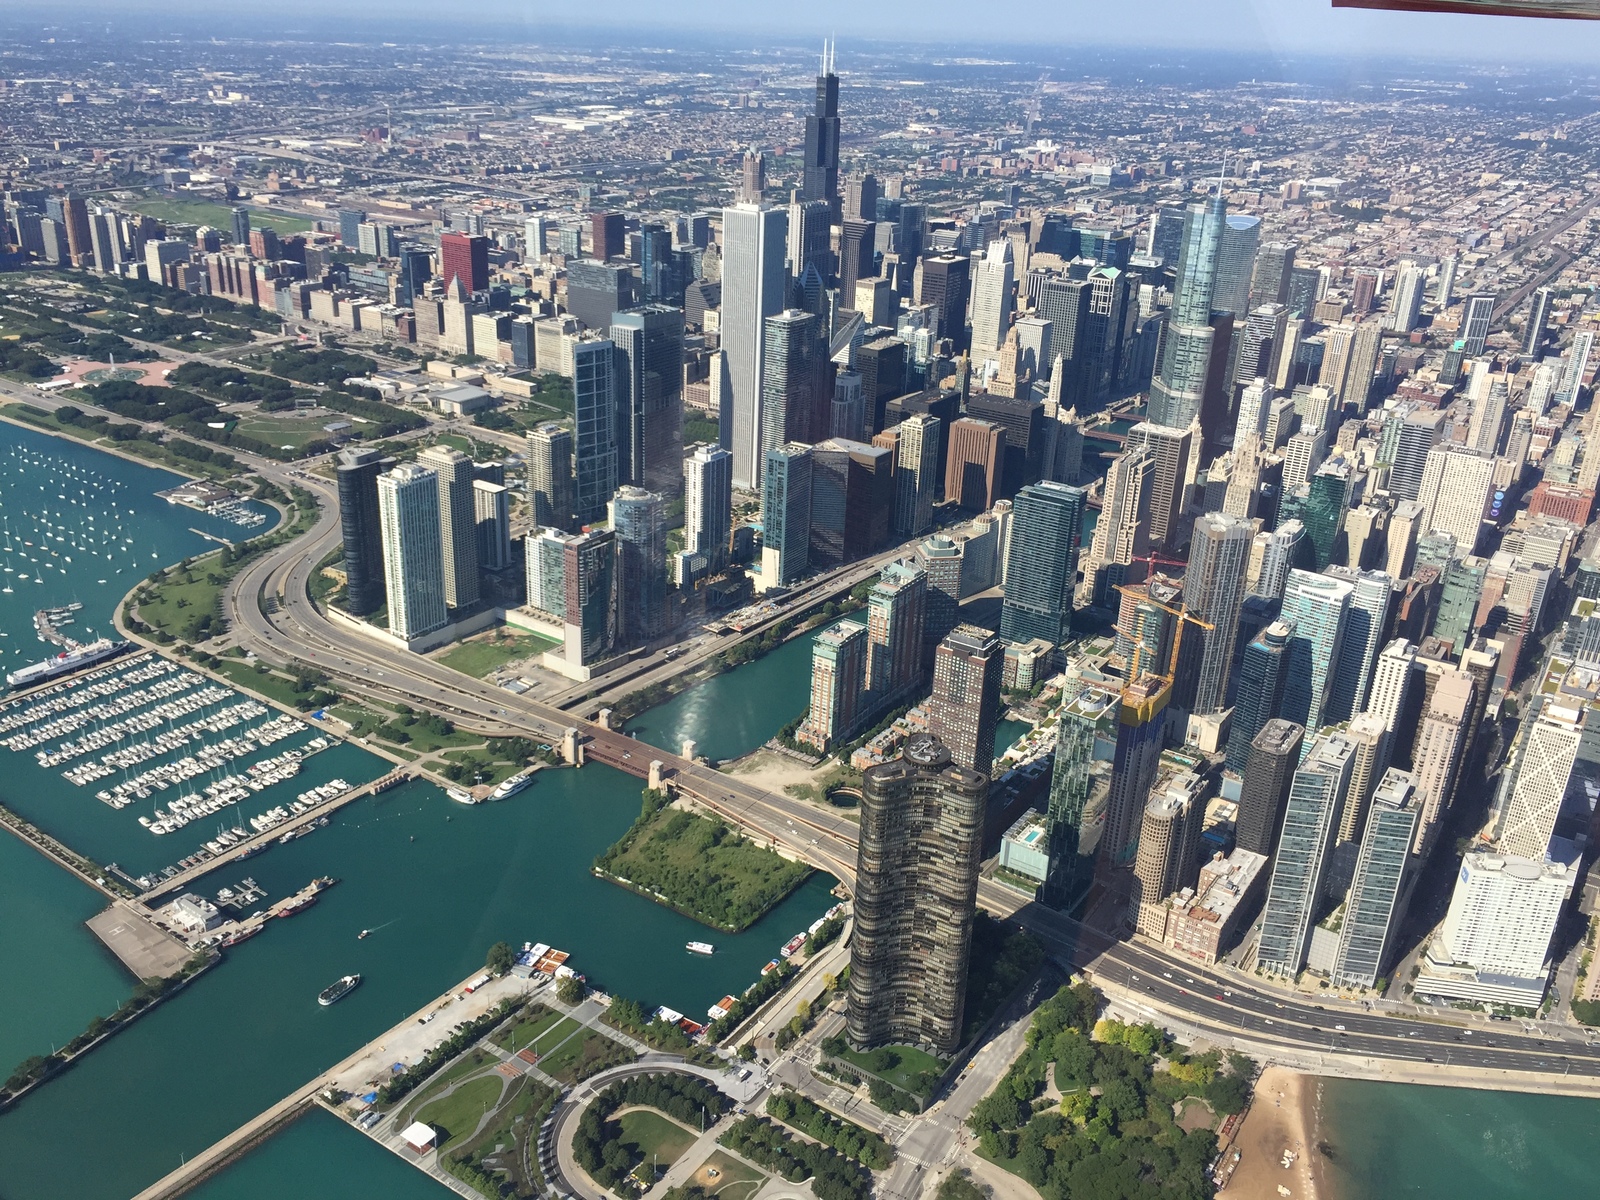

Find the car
[[1425, 1056, 1435, 1063], [1215, 993, 1224, 1001], [1335, 1025, 1346, 1032], [1264, 1017, 1274, 1024], [1315, 1005, 1325, 1011], [1162, 972, 1172, 979]]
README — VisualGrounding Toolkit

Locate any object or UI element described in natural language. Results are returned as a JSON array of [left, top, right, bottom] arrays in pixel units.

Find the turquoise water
[[186, 1107, 451, 1200], [625, 627, 824, 762], [995, 717, 1030, 759], [1319, 1077, 1600, 1198], [0, 425, 834, 1200]]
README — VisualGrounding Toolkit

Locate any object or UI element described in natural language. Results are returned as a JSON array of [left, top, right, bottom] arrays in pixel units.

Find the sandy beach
[[1218, 1066, 1332, 1200]]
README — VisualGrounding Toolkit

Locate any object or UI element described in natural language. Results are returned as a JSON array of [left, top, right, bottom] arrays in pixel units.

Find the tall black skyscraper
[[803, 43, 841, 224], [336, 447, 393, 616]]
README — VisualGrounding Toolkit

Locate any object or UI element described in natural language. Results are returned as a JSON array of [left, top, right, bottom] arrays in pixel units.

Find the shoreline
[[1219, 1065, 1333, 1200]]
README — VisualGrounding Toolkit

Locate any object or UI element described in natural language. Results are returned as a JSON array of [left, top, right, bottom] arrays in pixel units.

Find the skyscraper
[[802, 44, 842, 224], [893, 413, 940, 540], [1131, 769, 1208, 938], [526, 423, 576, 533], [1497, 700, 1583, 861], [1044, 687, 1118, 908], [1324, 567, 1394, 725], [415, 445, 480, 611], [1384, 409, 1444, 503], [1213, 214, 1262, 319], [919, 254, 971, 349], [761, 309, 826, 451], [230, 205, 250, 250], [1254, 521, 1306, 601], [1415, 446, 1495, 556], [609, 487, 667, 646], [761, 444, 813, 585], [944, 418, 1006, 512], [1225, 621, 1292, 773], [439, 231, 489, 293], [927, 625, 1003, 774], [1123, 421, 1194, 549], [472, 480, 510, 572], [970, 240, 1015, 358], [1236, 719, 1305, 858], [1279, 568, 1353, 740], [1461, 292, 1495, 357], [1330, 768, 1419, 990], [1387, 263, 1425, 333], [335, 447, 393, 617], [847, 732, 986, 1055], [1149, 193, 1226, 430], [999, 481, 1085, 646], [570, 337, 619, 524], [562, 528, 616, 668], [611, 306, 685, 499], [1409, 669, 1475, 855], [378, 464, 448, 641], [1256, 734, 1356, 977], [864, 561, 927, 701], [798, 620, 868, 751], [1102, 675, 1171, 867], [683, 445, 733, 573], [564, 259, 631, 332], [1183, 512, 1253, 714], [720, 204, 789, 489], [589, 210, 624, 261]]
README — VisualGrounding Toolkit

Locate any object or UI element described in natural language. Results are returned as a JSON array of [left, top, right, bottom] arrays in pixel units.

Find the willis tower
[[804, 42, 841, 224]]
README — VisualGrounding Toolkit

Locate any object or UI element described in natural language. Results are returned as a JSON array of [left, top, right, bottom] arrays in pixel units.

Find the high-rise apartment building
[[1257, 734, 1356, 977], [609, 487, 667, 646], [847, 733, 987, 1055], [798, 620, 868, 752], [1279, 569, 1353, 740], [1225, 621, 1292, 772], [1236, 718, 1305, 858], [999, 481, 1085, 646], [1415, 446, 1495, 558], [1324, 567, 1394, 725], [1409, 669, 1475, 855], [1123, 421, 1194, 549], [720, 204, 789, 489], [1497, 700, 1583, 861], [894, 413, 940, 540], [1044, 687, 1118, 908], [1149, 194, 1226, 429], [472, 480, 510, 573], [378, 464, 448, 641], [683, 445, 733, 573], [526, 423, 576, 533], [335, 447, 393, 617], [1461, 292, 1495, 357], [561, 528, 616, 668], [927, 625, 1003, 774], [761, 444, 813, 586], [570, 337, 619, 524], [1183, 512, 1253, 714], [415, 446, 480, 611], [1131, 769, 1208, 938], [611, 306, 685, 499], [864, 562, 927, 701], [1102, 675, 1171, 867], [1330, 768, 1420, 989]]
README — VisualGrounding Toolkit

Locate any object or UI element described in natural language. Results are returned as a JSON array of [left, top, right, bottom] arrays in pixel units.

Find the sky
[[14, 0, 1600, 65]]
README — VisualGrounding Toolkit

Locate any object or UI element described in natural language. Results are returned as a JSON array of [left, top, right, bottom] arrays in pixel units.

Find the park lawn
[[435, 750, 521, 787], [416, 1074, 505, 1150], [593, 802, 812, 932], [393, 1048, 499, 1125], [492, 1006, 565, 1054], [436, 630, 560, 679], [399, 722, 482, 754], [538, 1028, 636, 1083], [134, 560, 229, 642], [449, 1074, 556, 1178], [690, 1150, 767, 1200], [529, 1016, 581, 1058], [835, 1044, 947, 1095], [209, 659, 315, 709], [129, 196, 314, 234], [230, 412, 336, 451], [613, 1108, 699, 1168]]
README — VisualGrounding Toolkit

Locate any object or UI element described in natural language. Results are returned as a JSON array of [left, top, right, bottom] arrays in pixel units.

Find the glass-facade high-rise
[[1330, 768, 1420, 989], [1225, 620, 1292, 772], [761, 444, 813, 585], [999, 481, 1086, 646], [1149, 194, 1226, 429], [570, 337, 618, 524], [1044, 688, 1118, 909], [1279, 568, 1353, 742], [611, 306, 685, 500]]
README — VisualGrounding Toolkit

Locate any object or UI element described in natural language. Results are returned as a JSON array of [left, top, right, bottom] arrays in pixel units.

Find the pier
[[140, 769, 410, 903], [87, 901, 195, 978]]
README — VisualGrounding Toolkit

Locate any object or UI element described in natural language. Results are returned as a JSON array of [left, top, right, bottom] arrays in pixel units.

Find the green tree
[[557, 975, 587, 1005], [485, 941, 515, 975]]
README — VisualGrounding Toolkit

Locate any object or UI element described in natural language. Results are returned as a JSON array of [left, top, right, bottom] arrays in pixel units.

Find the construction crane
[[1113, 584, 1215, 688]]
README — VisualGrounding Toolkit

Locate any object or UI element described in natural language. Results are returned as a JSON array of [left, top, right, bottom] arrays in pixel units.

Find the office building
[[798, 620, 868, 752], [1184, 512, 1253, 714], [1325, 567, 1394, 725], [927, 625, 1003, 773], [787, 198, 831, 284], [761, 444, 813, 586], [378, 464, 448, 641], [570, 337, 619, 524], [1498, 701, 1583, 861], [720, 204, 789, 488], [919, 254, 971, 348], [1278, 568, 1352, 738], [1237, 719, 1305, 858], [611, 306, 685, 498], [999, 481, 1085, 646], [1131, 770, 1208, 939], [335, 447, 392, 617], [1149, 193, 1226, 430], [1123, 421, 1194, 549], [894, 413, 940, 539], [1410, 669, 1475, 855], [809, 438, 892, 568], [683, 445, 733, 573], [847, 732, 987, 1055], [970, 239, 1015, 357], [415, 446, 480, 611], [945, 418, 1006, 511], [1257, 734, 1356, 977], [439, 231, 489, 293], [565, 259, 631, 332], [589, 210, 624, 261], [1417, 849, 1577, 1008], [561, 528, 616, 668], [526, 423, 576, 533], [472, 480, 510, 572], [864, 561, 927, 701], [802, 45, 842, 222], [1330, 768, 1420, 989], [761, 309, 826, 451], [1225, 621, 1293, 772], [1461, 292, 1495, 357]]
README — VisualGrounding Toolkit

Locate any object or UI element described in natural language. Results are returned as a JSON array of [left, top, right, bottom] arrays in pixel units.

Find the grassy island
[[594, 790, 811, 932]]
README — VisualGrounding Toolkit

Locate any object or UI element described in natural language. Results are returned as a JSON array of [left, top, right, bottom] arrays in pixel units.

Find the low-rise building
[[1162, 849, 1269, 965]]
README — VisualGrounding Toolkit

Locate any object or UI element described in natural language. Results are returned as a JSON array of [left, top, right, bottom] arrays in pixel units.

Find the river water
[[0, 424, 833, 1200]]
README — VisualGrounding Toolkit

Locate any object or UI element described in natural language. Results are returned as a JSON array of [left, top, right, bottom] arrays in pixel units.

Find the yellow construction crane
[[1113, 583, 1215, 688]]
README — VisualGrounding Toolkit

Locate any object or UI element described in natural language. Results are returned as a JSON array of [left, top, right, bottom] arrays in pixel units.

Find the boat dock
[[86, 901, 196, 977], [140, 770, 411, 903]]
